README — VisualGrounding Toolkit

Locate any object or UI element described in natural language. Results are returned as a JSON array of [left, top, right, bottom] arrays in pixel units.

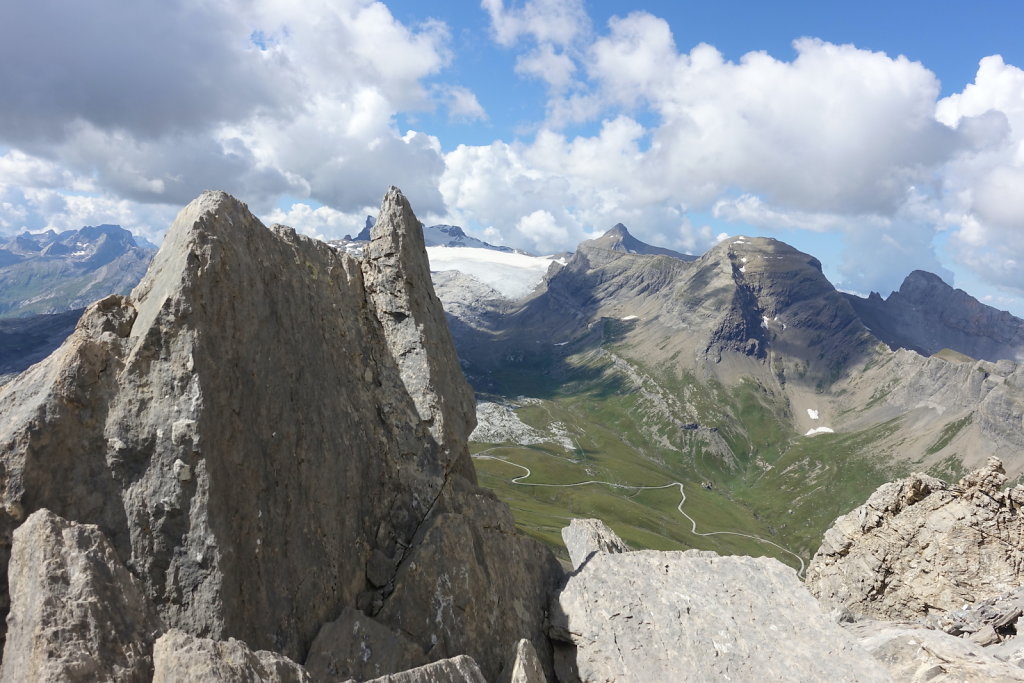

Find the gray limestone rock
[[550, 548, 889, 682], [560, 518, 628, 571], [364, 655, 487, 683], [0, 509, 163, 683], [152, 629, 311, 682], [845, 621, 1024, 682], [376, 477, 563, 681], [807, 458, 1024, 621], [498, 639, 545, 683], [304, 607, 428, 682], [362, 187, 478, 483], [0, 188, 560, 680]]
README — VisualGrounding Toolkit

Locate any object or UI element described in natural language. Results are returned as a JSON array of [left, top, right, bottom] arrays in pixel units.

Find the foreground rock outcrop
[[807, 457, 1024, 621], [1, 509, 162, 682], [0, 189, 560, 680], [550, 519, 890, 682]]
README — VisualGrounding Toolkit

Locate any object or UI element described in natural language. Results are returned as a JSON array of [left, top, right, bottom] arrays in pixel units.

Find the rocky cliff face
[[845, 270, 1024, 362], [0, 189, 560, 681]]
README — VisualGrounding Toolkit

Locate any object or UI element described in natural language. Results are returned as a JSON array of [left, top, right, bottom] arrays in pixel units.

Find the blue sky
[[1, 1, 1023, 312]]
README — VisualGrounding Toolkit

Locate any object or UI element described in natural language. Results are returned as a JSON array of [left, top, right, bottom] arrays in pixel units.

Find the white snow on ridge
[[621, 315, 639, 321], [807, 409, 819, 420], [804, 426, 834, 436], [426, 246, 560, 299]]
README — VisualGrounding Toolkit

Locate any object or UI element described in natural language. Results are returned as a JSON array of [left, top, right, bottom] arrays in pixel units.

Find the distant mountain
[[587, 223, 696, 261], [0, 224, 154, 318], [436, 229, 1024, 566], [844, 270, 1024, 362], [348, 215, 524, 253]]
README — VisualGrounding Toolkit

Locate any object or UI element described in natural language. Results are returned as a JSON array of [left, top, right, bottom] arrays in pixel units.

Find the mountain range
[[0, 190, 1022, 679], [2, 215, 1022, 567], [434, 224, 1024, 564]]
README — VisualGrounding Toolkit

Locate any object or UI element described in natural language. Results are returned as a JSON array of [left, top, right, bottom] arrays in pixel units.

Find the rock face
[[0, 189, 560, 680], [1, 509, 162, 683], [550, 523, 889, 682], [845, 269, 1024, 362], [304, 607, 427, 682], [807, 457, 1024, 620]]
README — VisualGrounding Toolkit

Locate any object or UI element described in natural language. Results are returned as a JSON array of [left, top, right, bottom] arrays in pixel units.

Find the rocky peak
[[0, 188, 560, 680], [581, 223, 693, 262], [896, 269, 951, 302], [844, 268, 1024, 361], [362, 187, 477, 478], [678, 236, 870, 373]]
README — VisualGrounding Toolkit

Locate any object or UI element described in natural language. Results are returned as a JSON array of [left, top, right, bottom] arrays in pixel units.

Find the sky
[[1, 1, 1023, 312]]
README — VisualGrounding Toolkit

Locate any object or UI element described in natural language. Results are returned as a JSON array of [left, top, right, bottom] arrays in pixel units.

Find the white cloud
[[441, 86, 489, 122], [481, 0, 589, 48], [444, 11, 1024, 301], [515, 44, 577, 90], [0, 0, 462, 235], [482, 0, 589, 91], [263, 202, 372, 241]]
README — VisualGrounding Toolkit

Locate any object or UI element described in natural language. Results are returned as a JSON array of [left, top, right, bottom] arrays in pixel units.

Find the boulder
[[152, 629, 311, 682], [0, 509, 162, 683], [845, 621, 1024, 682], [807, 458, 1024, 620], [550, 548, 889, 682], [364, 655, 487, 683], [560, 518, 627, 571]]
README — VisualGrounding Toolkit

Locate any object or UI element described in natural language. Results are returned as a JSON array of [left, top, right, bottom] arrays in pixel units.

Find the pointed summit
[[583, 223, 695, 261]]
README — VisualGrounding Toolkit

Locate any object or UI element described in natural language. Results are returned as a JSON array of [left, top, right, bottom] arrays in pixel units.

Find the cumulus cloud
[[441, 86, 489, 122], [453, 8, 1024, 301], [482, 0, 589, 90], [263, 202, 373, 241], [481, 0, 589, 48], [0, 0, 465, 236]]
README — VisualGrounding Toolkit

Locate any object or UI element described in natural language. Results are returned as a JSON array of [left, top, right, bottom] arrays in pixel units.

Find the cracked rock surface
[[0, 189, 560, 681], [550, 522, 888, 682], [807, 457, 1024, 621]]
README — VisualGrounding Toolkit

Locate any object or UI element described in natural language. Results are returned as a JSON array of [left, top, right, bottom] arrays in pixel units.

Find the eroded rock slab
[[845, 621, 1024, 682], [551, 549, 889, 682], [364, 655, 487, 683], [807, 458, 1024, 620], [0, 509, 162, 683], [152, 629, 311, 683]]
